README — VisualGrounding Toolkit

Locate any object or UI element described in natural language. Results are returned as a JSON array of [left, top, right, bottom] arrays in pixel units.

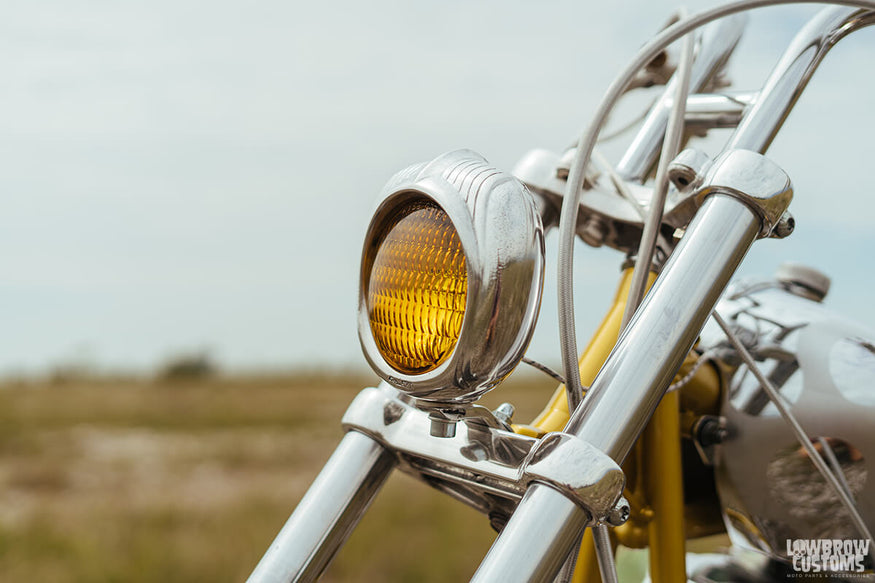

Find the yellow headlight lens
[[367, 201, 467, 374]]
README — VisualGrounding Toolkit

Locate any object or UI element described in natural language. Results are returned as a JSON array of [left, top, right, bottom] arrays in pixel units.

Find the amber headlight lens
[[359, 150, 544, 403], [366, 201, 467, 375]]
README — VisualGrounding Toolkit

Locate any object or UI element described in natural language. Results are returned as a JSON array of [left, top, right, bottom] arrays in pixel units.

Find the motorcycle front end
[[249, 2, 875, 581]]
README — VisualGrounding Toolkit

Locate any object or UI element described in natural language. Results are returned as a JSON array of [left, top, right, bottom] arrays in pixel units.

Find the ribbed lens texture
[[368, 202, 467, 374]]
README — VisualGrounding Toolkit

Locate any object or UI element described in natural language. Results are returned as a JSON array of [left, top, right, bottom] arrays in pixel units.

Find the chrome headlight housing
[[358, 150, 545, 405]]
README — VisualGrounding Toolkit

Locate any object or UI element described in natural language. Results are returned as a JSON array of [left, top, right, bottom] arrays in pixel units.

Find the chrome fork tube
[[563, 199, 759, 458], [472, 194, 762, 583], [247, 431, 395, 583], [473, 7, 875, 582]]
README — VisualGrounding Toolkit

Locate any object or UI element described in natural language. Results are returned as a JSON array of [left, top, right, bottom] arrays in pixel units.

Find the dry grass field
[[0, 372, 558, 582]]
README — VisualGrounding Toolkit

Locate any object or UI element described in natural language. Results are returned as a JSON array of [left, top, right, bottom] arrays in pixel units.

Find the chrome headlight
[[358, 150, 545, 404]]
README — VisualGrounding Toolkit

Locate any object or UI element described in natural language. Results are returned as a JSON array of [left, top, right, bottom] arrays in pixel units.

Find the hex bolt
[[771, 210, 795, 239], [697, 416, 727, 447], [606, 496, 631, 526], [493, 403, 516, 425]]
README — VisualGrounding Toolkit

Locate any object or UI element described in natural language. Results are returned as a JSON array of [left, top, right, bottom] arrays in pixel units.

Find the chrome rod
[[247, 431, 396, 583], [727, 5, 875, 153], [473, 194, 763, 583], [616, 14, 746, 182], [817, 436, 855, 499], [565, 196, 761, 457], [609, 25, 696, 580], [471, 484, 590, 582], [593, 524, 619, 583], [553, 530, 584, 583], [684, 91, 756, 128]]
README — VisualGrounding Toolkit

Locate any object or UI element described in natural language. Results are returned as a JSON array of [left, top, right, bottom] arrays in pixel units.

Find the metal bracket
[[668, 148, 793, 238], [521, 432, 627, 524], [341, 383, 628, 525]]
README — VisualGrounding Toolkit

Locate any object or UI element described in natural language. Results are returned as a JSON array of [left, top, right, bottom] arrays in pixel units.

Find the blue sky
[[2, 1, 874, 375]]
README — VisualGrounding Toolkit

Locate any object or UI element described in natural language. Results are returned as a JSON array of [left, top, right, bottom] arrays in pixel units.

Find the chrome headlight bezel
[[358, 150, 545, 405]]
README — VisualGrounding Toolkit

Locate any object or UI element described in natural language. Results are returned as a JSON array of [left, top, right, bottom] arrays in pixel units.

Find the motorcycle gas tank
[[700, 275, 875, 561]]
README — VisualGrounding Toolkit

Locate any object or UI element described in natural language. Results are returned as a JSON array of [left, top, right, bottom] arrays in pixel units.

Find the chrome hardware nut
[[771, 211, 795, 239], [667, 148, 712, 192], [428, 410, 464, 438], [493, 403, 515, 425], [605, 496, 630, 527]]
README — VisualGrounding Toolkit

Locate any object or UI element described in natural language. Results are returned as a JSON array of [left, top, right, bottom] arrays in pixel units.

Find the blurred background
[[1, 0, 874, 581]]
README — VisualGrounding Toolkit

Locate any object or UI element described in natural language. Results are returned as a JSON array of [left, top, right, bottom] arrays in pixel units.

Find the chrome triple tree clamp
[[341, 383, 630, 527], [667, 148, 794, 239]]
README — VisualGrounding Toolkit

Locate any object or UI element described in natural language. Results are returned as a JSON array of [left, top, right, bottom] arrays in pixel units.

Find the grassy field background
[[0, 372, 559, 582]]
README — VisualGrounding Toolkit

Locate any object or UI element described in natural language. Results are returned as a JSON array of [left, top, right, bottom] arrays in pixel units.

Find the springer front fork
[[248, 148, 794, 583]]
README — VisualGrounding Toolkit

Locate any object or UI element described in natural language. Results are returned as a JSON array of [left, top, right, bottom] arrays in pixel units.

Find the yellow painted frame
[[517, 267, 719, 582]]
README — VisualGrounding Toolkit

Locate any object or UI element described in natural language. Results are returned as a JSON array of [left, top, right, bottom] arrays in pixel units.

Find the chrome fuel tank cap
[[775, 262, 830, 302]]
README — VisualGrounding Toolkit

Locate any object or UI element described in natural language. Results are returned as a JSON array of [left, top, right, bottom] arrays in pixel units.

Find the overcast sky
[[2, 1, 874, 376]]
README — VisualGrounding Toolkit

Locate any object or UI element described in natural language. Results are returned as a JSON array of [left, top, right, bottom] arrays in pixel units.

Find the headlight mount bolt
[[428, 409, 464, 438]]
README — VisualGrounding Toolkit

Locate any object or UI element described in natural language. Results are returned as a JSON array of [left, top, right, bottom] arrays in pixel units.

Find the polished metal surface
[[341, 383, 628, 524], [667, 147, 713, 192], [246, 431, 395, 583], [341, 383, 537, 509], [666, 148, 793, 237], [593, 525, 619, 583], [513, 91, 757, 242], [475, 154, 791, 582], [699, 277, 875, 564], [683, 91, 757, 129], [514, 147, 697, 256], [358, 150, 545, 405], [616, 14, 747, 182], [623, 24, 695, 331], [713, 311, 875, 560], [566, 200, 762, 456], [775, 262, 830, 301], [470, 484, 590, 583], [265, 5, 875, 582], [727, 5, 875, 153], [693, 149, 793, 237], [567, 149, 793, 458], [523, 432, 625, 521], [552, 5, 875, 483]]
